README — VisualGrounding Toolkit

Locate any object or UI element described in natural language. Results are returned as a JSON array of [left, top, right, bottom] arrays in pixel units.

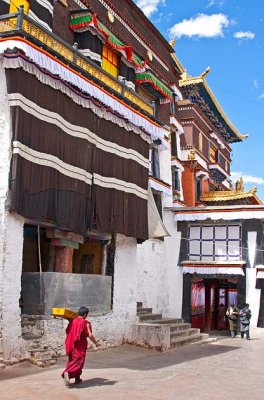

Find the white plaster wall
[[1, 214, 25, 362], [246, 269, 261, 327], [159, 145, 171, 187], [164, 211, 183, 317], [136, 211, 183, 318], [137, 238, 169, 314], [85, 234, 138, 347], [0, 66, 26, 362]]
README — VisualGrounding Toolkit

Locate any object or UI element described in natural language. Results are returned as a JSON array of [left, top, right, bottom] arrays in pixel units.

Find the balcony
[[0, 8, 155, 118]]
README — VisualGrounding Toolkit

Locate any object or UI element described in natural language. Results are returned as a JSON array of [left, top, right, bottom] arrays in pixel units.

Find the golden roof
[[178, 68, 248, 142], [200, 187, 262, 205]]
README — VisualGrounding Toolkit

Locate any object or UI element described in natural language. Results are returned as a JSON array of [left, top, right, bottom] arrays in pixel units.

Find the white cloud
[[135, 0, 165, 18], [234, 31, 255, 40], [206, 0, 225, 8], [253, 79, 259, 89], [231, 171, 264, 185], [259, 93, 264, 100], [169, 14, 229, 39]]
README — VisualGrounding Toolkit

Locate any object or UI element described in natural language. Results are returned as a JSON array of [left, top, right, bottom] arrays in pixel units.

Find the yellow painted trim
[[10, 0, 29, 14]]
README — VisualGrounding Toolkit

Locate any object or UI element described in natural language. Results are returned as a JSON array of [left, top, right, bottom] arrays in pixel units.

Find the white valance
[[182, 265, 244, 276], [149, 177, 171, 196], [174, 210, 264, 222]]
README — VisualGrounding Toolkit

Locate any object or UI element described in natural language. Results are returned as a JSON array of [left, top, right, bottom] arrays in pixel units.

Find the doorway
[[191, 278, 238, 332]]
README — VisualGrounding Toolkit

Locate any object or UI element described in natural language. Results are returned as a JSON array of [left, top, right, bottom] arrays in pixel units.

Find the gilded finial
[[235, 177, 244, 192], [169, 38, 176, 48], [200, 66, 211, 79]]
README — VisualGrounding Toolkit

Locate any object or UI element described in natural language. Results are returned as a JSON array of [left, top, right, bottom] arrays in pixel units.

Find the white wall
[[81, 234, 138, 348], [136, 211, 183, 318], [246, 269, 261, 327], [0, 66, 26, 362]]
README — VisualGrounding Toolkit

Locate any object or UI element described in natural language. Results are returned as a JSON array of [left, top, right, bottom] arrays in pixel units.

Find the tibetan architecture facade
[[166, 66, 264, 333], [0, 0, 185, 363], [1, 0, 263, 365]]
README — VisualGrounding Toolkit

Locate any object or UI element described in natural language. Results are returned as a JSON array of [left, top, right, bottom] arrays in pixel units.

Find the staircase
[[130, 302, 208, 351], [22, 315, 58, 367]]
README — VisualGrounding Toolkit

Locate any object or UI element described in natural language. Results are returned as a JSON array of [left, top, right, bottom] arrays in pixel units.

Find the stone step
[[30, 350, 57, 360], [142, 318, 182, 325], [170, 333, 204, 348], [22, 333, 43, 340], [170, 328, 200, 340], [137, 308, 153, 315], [30, 358, 57, 368], [138, 313, 163, 322], [170, 323, 191, 332], [21, 315, 44, 320]]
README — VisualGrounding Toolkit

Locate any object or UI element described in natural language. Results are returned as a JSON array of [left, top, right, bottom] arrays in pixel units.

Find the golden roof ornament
[[200, 66, 211, 79], [169, 38, 176, 48], [235, 177, 244, 192], [107, 10, 115, 23], [188, 149, 196, 161], [147, 50, 153, 61]]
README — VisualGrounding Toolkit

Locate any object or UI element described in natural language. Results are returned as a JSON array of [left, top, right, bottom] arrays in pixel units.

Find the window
[[170, 98, 176, 114], [151, 147, 160, 179], [188, 224, 241, 261], [102, 45, 119, 78], [195, 179, 202, 201], [152, 189, 162, 218], [171, 132, 178, 158], [172, 167, 180, 192], [199, 132, 203, 152], [209, 147, 216, 163]]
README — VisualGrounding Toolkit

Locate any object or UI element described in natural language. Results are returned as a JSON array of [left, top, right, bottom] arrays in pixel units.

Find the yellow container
[[52, 308, 77, 320]]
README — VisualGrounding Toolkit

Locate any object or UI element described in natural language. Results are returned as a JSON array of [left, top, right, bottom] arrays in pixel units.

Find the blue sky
[[135, 0, 264, 200]]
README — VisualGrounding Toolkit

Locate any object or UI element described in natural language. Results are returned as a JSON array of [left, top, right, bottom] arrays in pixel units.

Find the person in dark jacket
[[239, 303, 252, 340]]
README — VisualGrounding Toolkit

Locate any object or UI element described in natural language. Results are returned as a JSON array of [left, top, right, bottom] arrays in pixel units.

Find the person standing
[[62, 306, 99, 386], [226, 304, 239, 337], [239, 303, 252, 340]]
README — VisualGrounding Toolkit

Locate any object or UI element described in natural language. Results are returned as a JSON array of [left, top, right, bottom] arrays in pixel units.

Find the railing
[[0, 7, 154, 116]]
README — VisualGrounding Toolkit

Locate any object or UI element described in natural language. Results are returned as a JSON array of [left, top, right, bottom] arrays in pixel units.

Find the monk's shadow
[[69, 377, 117, 388]]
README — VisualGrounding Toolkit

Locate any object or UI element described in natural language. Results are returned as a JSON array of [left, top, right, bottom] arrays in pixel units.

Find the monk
[[62, 306, 99, 386]]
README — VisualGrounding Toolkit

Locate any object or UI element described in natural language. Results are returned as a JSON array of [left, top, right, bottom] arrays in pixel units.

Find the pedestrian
[[226, 303, 239, 337], [239, 303, 252, 340], [62, 306, 100, 386]]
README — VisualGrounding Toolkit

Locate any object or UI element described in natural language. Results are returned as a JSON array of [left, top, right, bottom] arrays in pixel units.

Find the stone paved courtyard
[[1, 328, 264, 400]]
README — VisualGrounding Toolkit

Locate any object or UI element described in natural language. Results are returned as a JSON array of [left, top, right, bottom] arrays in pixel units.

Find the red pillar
[[182, 166, 195, 206], [54, 247, 74, 273], [204, 281, 211, 333], [202, 178, 210, 195]]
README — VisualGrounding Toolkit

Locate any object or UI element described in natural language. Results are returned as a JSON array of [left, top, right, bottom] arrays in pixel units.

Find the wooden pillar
[[54, 246, 74, 273], [204, 281, 211, 333], [182, 166, 195, 207], [215, 287, 220, 329]]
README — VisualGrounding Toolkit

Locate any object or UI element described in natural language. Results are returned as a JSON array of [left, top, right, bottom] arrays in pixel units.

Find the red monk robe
[[62, 317, 92, 383]]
